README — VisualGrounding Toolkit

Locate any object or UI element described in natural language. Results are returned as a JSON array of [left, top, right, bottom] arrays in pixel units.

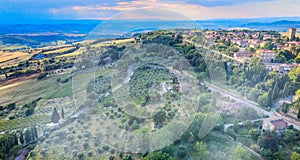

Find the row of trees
[[0, 125, 37, 159]]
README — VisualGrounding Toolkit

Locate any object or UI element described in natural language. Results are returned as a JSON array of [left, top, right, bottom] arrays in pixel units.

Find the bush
[[87, 151, 93, 157], [37, 73, 48, 80], [9, 145, 22, 157], [78, 152, 85, 159], [177, 146, 187, 158], [67, 134, 74, 141], [83, 142, 89, 150], [72, 150, 78, 157], [97, 148, 102, 154], [25, 108, 34, 116]]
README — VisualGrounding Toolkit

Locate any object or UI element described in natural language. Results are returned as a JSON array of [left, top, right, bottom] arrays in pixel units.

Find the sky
[[0, 0, 300, 23]]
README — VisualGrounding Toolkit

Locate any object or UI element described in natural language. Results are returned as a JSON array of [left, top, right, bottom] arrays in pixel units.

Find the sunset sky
[[0, 0, 300, 22]]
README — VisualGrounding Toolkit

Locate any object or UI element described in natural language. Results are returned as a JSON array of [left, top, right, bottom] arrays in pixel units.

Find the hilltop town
[[0, 28, 299, 159]]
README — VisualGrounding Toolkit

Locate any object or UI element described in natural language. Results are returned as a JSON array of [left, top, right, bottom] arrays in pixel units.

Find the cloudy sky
[[0, 0, 299, 22]]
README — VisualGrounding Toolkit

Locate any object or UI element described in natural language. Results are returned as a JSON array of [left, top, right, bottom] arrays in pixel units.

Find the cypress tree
[[13, 134, 18, 145], [51, 108, 60, 123], [61, 108, 64, 120], [34, 126, 38, 139], [25, 129, 31, 143], [20, 132, 24, 145], [267, 89, 273, 106], [283, 82, 290, 97], [272, 82, 279, 100], [31, 127, 36, 141]]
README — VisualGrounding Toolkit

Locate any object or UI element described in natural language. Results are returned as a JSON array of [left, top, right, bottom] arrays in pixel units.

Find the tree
[[267, 89, 273, 106], [262, 42, 275, 50], [31, 126, 37, 140], [61, 108, 64, 119], [51, 108, 60, 123], [25, 108, 34, 116], [248, 88, 261, 101], [282, 103, 289, 113], [282, 82, 290, 97], [34, 126, 38, 139], [249, 128, 260, 142], [291, 152, 300, 160], [272, 82, 279, 100], [258, 93, 268, 107], [233, 120, 239, 133], [20, 132, 24, 145], [258, 133, 278, 152], [192, 141, 208, 158], [25, 129, 32, 143], [176, 145, 187, 158], [13, 134, 18, 145], [153, 110, 166, 127], [143, 151, 174, 160], [232, 146, 251, 160], [289, 66, 300, 83]]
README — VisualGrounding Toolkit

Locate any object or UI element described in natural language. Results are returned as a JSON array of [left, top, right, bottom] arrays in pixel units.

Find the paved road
[[203, 82, 274, 117], [203, 82, 300, 131]]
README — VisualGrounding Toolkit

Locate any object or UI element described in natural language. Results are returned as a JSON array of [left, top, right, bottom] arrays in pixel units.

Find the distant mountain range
[[239, 20, 300, 31], [0, 18, 299, 47]]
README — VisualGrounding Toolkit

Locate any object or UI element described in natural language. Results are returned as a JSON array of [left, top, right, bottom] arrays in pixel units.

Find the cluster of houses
[[204, 28, 300, 74]]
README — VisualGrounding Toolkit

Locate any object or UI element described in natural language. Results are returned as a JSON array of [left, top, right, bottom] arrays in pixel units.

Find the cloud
[[52, 0, 299, 20], [186, 0, 276, 7]]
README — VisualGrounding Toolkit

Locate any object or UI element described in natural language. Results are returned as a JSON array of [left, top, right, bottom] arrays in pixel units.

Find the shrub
[[97, 148, 102, 154], [37, 73, 48, 80], [84, 132, 90, 138], [9, 145, 22, 157], [67, 134, 74, 141], [40, 149, 47, 155], [72, 150, 78, 157], [78, 152, 85, 159], [177, 145, 187, 158], [87, 151, 93, 157], [83, 142, 89, 150]]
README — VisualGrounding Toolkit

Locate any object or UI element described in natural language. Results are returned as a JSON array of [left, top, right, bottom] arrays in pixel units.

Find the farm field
[[0, 51, 31, 67], [0, 115, 51, 132]]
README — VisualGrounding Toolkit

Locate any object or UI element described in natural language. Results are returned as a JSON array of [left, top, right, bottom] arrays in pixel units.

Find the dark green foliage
[[176, 145, 187, 158], [25, 108, 34, 116], [143, 151, 174, 160], [272, 82, 279, 100], [258, 133, 279, 152], [7, 103, 16, 111], [9, 145, 22, 157], [51, 108, 60, 123], [137, 31, 182, 46], [0, 133, 19, 155], [249, 128, 260, 142], [20, 132, 24, 145], [25, 129, 32, 143], [37, 73, 48, 80], [153, 110, 167, 128], [276, 50, 295, 63], [61, 108, 64, 119], [122, 154, 132, 160], [23, 97, 41, 116], [13, 134, 18, 145]]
